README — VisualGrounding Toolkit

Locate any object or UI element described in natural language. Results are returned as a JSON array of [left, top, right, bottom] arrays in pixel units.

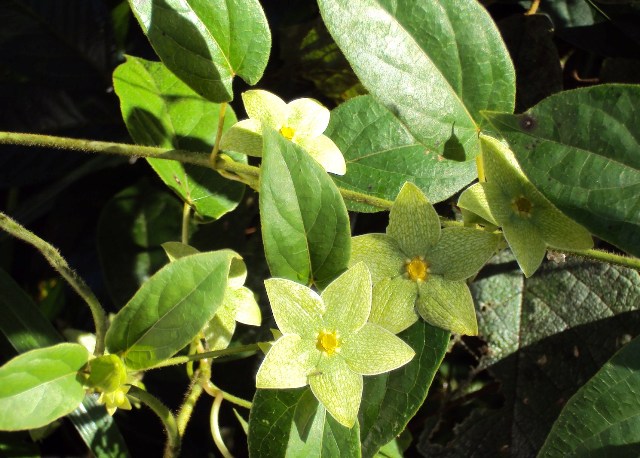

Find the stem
[[525, 0, 541, 15], [147, 343, 261, 370], [128, 386, 180, 458], [176, 370, 206, 437], [0, 211, 108, 355], [181, 202, 191, 245], [210, 103, 228, 167], [338, 187, 393, 209], [204, 381, 253, 409], [557, 247, 640, 272], [210, 392, 234, 458]]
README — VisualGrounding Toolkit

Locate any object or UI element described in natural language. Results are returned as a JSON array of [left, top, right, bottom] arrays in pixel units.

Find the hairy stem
[[128, 386, 180, 458], [557, 247, 640, 271], [0, 212, 108, 355], [181, 202, 191, 245], [210, 103, 228, 167], [147, 343, 261, 370]]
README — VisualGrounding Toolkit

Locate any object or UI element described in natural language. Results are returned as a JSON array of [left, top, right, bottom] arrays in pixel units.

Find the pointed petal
[[219, 119, 264, 157], [321, 263, 372, 334], [226, 287, 261, 326], [256, 335, 320, 389], [480, 134, 528, 195], [265, 278, 324, 338], [227, 257, 248, 289], [286, 98, 330, 138], [416, 276, 478, 335], [341, 323, 415, 375], [388, 182, 440, 256], [457, 183, 499, 226], [204, 307, 236, 351], [350, 234, 405, 284], [535, 204, 593, 251], [297, 135, 346, 175], [369, 277, 419, 334], [242, 90, 287, 128], [428, 227, 500, 281], [502, 220, 547, 277], [309, 356, 362, 428]]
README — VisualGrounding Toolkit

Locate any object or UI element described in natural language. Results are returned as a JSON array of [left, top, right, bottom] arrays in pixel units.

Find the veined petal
[[296, 135, 346, 175], [388, 182, 441, 256], [321, 263, 371, 335], [204, 307, 236, 351], [416, 276, 478, 336], [480, 134, 528, 195], [287, 98, 330, 138], [242, 90, 287, 128], [458, 183, 499, 226], [369, 277, 419, 334], [219, 119, 263, 157], [502, 220, 547, 278], [226, 286, 261, 326], [534, 203, 593, 251], [265, 278, 324, 338], [309, 356, 362, 428], [256, 335, 320, 389], [350, 234, 405, 284], [227, 257, 248, 289], [341, 323, 415, 375]]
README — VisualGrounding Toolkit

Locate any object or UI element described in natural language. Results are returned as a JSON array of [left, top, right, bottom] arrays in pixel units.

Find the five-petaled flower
[[255, 263, 415, 428], [220, 89, 346, 175], [349, 182, 501, 336], [458, 135, 593, 277]]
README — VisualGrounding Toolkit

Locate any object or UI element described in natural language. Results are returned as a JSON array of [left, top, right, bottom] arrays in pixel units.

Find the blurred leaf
[[0, 343, 88, 431], [248, 387, 361, 457], [260, 128, 351, 289], [419, 257, 640, 457], [318, 0, 515, 159], [105, 250, 238, 370], [97, 179, 182, 309], [484, 85, 640, 257], [113, 56, 245, 219], [539, 335, 640, 457], [360, 321, 449, 458], [326, 95, 477, 212], [127, 0, 271, 102]]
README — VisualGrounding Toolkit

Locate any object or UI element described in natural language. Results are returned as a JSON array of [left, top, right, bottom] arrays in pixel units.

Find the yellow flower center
[[512, 196, 533, 217], [316, 330, 340, 356], [279, 126, 295, 140], [406, 256, 429, 282]]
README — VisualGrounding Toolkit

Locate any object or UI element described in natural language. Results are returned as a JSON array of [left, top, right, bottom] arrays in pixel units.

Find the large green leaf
[[0, 270, 130, 457], [248, 387, 360, 457], [105, 250, 237, 370], [113, 56, 245, 220], [259, 128, 351, 289], [539, 335, 640, 457], [0, 343, 88, 431], [484, 85, 640, 257], [359, 321, 449, 458], [326, 95, 477, 211], [127, 0, 270, 102], [97, 180, 182, 309], [418, 256, 640, 457], [318, 0, 515, 159]]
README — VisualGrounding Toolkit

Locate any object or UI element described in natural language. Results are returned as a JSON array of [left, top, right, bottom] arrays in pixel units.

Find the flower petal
[[350, 234, 405, 284], [535, 204, 593, 251], [369, 276, 419, 334], [242, 90, 287, 128], [204, 306, 236, 351], [458, 182, 499, 226], [480, 134, 528, 192], [309, 356, 362, 428], [296, 135, 346, 175], [341, 323, 415, 375], [388, 182, 441, 256], [256, 335, 320, 389], [286, 98, 330, 138], [219, 119, 264, 157], [226, 286, 261, 326], [265, 278, 324, 338], [321, 262, 372, 335], [502, 219, 547, 277], [416, 276, 478, 335]]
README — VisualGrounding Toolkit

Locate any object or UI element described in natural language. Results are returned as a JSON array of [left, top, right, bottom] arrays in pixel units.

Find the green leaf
[[98, 179, 182, 308], [105, 250, 237, 369], [483, 85, 640, 257], [0, 343, 88, 431], [539, 335, 640, 457], [318, 0, 515, 159], [359, 321, 449, 458], [127, 0, 270, 102], [248, 387, 361, 457], [326, 96, 477, 211], [260, 128, 351, 289], [418, 255, 640, 456], [113, 56, 245, 219]]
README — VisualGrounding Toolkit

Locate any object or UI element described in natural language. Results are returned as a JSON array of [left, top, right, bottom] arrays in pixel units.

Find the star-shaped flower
[[349, 182, 501, 336], [255, 263, 415, 428], [458, 135, 593, 277], [84, 354, 133, 415], [219, 89, 346, 175]]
